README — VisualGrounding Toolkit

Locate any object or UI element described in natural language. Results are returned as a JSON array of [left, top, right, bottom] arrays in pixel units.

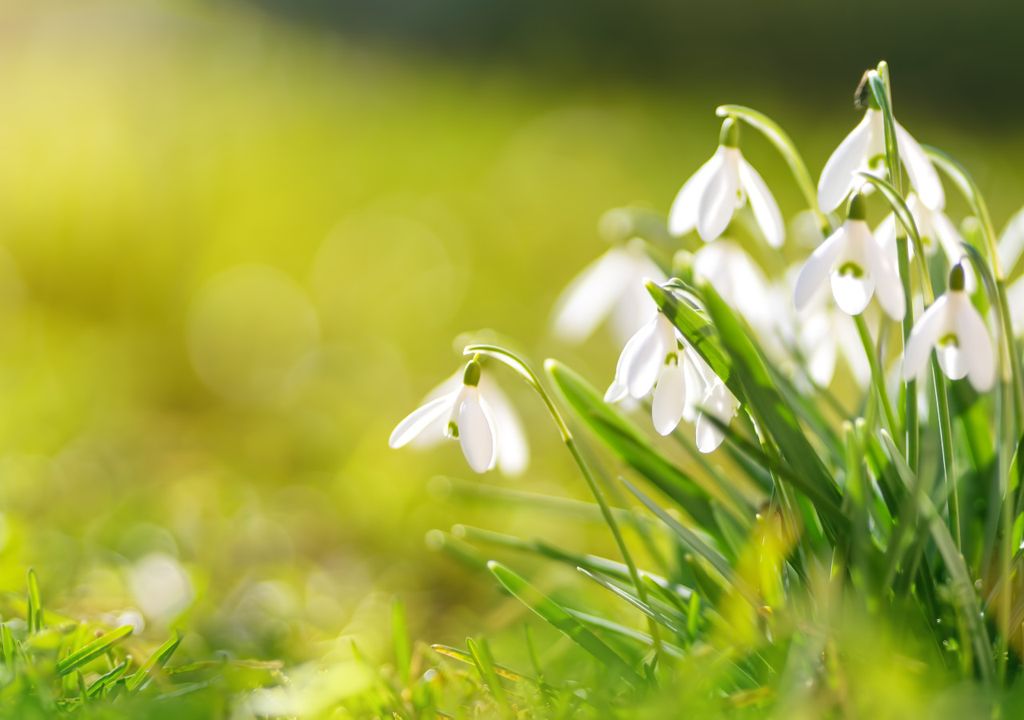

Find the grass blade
[[126, 632, 182, 693], [57, 626, 133, 677], [27, 569, 42, 634], [487, 561, 644, 688]]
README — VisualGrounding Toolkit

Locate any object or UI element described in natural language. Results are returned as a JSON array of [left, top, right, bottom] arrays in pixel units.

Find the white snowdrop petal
[[807, 335, 838, 388], [836, 317, 872, 387], [624, 318, 665, 399], [936, 342, 969, 381], [551, 248, 635, 343], [953, 295, 996, 392], [608, 317, 657, 399], [739, 158, 785, 248], [681, 349, 705, 422], [669, 150, 722, 236], [695, 414, 726, 454], [998, 207, 1024, 273], [895, 122, 944, 211], [1008, 277, 1024, 336], [830, 271, 875, 316], [695, 380, 737, 453], [696, 149, 740, 242], [794, 227, 846, 311], [652, 361, 686, 436], [903, 296, 950, 381], [604, 379, 629, 403], [457, 391, 497, 473], [875, 213, 897, 258], [864, 232, 906, 321], [481, 386, 529, 476], [818, 113, 872, 213], [389, 394, 455, 448]]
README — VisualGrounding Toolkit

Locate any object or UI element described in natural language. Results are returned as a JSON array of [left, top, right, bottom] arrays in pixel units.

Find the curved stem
[[715, 104, 831, 234], [462, 343, 664, 661]]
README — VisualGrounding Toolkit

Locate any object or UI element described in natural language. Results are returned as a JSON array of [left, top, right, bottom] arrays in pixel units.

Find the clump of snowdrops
[[390, 62, 1024, 717]]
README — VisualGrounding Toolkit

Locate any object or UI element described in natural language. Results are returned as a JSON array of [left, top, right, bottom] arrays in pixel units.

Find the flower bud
[[462, 358, 482, 387], [846, 192, 868, 221], [949, 262, 966, 292]]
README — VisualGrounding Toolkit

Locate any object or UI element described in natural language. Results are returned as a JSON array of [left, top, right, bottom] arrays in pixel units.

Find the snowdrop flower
[[692, 240, 774, 333], [817, 106, 943, 213], [781, 265, 870, 388], [390, 359, 524, 474], [794, 194, 905, 320], [669, 118, 784, 247], [903, 264, 995, 392], [689, 351, 740, 454], [605, 312, 700, 436], [875, 192, 975, 291], [551, 238, 666, 344], [605, 310, 737, 451]]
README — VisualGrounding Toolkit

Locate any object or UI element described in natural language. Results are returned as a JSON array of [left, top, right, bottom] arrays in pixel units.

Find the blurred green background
[[0, 0, 1022, 677]]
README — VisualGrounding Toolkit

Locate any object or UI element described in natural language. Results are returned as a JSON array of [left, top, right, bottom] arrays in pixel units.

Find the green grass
[[3, 2, 1024, 718]]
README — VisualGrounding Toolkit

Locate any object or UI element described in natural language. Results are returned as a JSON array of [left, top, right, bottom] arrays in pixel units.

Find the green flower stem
[[854, 314, 898, 436], [462, 343, 664, 662], [931, 365, 960, 549], [866, 67, 922, 476]]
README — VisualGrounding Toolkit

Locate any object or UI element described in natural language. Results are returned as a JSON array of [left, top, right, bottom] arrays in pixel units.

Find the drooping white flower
[[689, 351, 740, 454], [794, 194, 905, 320], [875, 192, 975, 291], [692, 240, 774, 333], [903, 264, 995, 392], [817, 108, 943, 214], [605, 310, 737, 451], [779, 264, 870, 388], [390, 360, 524, 474], [551, 238, 666, 344], [669, 118, 784, 247]]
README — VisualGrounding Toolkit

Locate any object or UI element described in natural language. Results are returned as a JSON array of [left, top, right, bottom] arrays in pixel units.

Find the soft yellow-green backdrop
[[0, 0, 1022, 670]]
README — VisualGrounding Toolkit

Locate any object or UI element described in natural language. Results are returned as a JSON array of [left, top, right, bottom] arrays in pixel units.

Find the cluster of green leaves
[[0, 570, 282, 719], [399, 62, 1024, 718]]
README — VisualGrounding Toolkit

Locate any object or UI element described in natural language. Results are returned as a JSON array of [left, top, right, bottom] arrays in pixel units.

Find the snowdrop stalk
[[461, 343, 664, 658], [864, 66, 930, 475]]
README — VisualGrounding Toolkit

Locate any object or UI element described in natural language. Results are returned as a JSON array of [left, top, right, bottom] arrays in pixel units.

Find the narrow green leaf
[[57, 626, 133, 677], [431, 644, 538, 685], [487, 561, 644, 688], [467, 637, 511, 713], [0, 624, 15, 665], [619, 477, 735, 590], [567, 610, 685, 659], [699, 282, 846, 535], [26, 569, 42, 634], [878, 430, 995, 684], [576, 567, 685, 636], [126, 632, 182, 693], [86, 660, 130, 698], [391, 600, 411, 686]]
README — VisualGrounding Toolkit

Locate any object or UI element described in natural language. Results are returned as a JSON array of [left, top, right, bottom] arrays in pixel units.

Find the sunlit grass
[[1, 1, 1024, 717]]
